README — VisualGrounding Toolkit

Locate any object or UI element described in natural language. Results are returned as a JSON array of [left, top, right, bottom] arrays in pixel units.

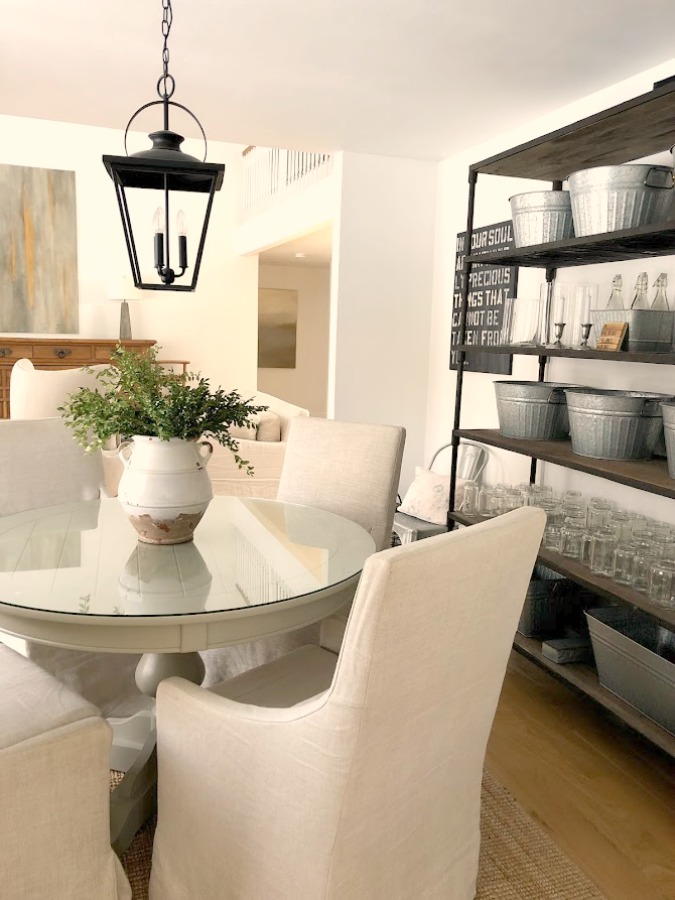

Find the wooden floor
[[486, 652, 675, 900]]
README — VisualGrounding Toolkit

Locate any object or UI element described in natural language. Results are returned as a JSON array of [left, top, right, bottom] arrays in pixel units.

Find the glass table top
[[0, 497, 375, 618]]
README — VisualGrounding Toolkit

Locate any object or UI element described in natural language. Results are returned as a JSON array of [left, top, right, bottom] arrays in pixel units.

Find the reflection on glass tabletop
[[0, 497, 375, 618]]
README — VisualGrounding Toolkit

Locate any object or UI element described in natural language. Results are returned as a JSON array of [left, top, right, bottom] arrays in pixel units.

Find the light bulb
[[176, 209, 187, 236], [152, 207, 165, 235]]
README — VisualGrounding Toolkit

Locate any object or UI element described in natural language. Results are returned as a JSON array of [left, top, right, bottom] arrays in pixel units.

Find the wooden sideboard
[[0, 338, 156, 419]]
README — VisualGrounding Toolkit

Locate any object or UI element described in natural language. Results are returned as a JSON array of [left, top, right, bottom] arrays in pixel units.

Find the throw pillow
[[255, 411, 282, 442], [398, 467, 467, 525]]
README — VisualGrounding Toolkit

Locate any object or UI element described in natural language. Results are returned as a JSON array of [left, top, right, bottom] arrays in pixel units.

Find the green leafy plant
[[59, 345, 267, 473]]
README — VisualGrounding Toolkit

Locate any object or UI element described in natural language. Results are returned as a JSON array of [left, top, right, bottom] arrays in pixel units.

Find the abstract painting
[[0, 163, 79, 333], [258, 287, 298, 368]]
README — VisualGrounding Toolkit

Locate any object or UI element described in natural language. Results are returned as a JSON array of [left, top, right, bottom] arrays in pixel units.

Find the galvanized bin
[[568, 164, 675, 236], [586, 607, 675, 735], [494, 381, 575, 441], [509, 190, 574, 247], [518, 577, 576, 638], [590, 308, 675, 352], [564, 388, 670, 460], [661, 401, 675, 478]]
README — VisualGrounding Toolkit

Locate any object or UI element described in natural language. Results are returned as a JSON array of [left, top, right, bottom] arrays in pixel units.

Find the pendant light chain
[[157, 0, 175, 101]]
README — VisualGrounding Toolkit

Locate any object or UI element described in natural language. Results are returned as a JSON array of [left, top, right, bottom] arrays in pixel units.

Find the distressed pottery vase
[[117, 436, 214, 544]]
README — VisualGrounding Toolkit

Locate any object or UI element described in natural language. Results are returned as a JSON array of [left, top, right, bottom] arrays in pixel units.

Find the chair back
[[0, 417, 102, 516], [276, 417, 405, 551], [9, 358, 108, 420], [323, 507, 545, 896]]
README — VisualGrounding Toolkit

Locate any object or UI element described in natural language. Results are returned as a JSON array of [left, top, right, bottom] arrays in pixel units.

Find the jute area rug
[[113, 769, 604, 899]]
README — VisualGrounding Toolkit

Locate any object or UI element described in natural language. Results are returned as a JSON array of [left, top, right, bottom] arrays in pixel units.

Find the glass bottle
[[630, 272, 649, 309], [606, 274, 624, 309], [651, 273, 670, 310]]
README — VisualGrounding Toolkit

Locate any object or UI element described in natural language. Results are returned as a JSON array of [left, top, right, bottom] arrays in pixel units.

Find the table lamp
[[107, 274, 137, 340]]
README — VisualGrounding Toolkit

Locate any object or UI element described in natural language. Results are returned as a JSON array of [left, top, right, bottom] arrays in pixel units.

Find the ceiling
[[3, 0, 675, 265]]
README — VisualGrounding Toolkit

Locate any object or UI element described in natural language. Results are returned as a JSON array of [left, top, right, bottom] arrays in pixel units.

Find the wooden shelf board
[[513, 634, 675, 758], [471, 81, 675, 181], [456, 345, 675, 365], [465, 222, 675, 270], [449, 511, 675, 629], [454, 429, 675, 499]]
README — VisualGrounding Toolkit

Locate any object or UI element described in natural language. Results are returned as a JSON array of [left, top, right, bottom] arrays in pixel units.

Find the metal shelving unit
[[451, 79, 675, 757]]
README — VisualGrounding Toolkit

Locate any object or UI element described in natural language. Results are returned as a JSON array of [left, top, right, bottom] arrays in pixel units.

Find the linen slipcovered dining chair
[[0, 642, 131, 899], [0, 417, 145, 718], [200, 416, 406, 684], [149, 506, 546, 899]]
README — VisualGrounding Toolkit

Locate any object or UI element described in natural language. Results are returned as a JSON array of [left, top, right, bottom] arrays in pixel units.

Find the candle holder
[[579, 323, 592, 348], [552, 322, 566, 348]]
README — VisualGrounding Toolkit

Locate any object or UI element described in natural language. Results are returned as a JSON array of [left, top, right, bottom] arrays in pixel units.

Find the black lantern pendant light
[[103, 0, 224, 291]]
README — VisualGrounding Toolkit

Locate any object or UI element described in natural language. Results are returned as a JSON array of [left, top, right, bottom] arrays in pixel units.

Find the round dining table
[[0, 495, 375, 852]]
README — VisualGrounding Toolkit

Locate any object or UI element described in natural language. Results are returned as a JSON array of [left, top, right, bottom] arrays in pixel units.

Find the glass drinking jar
[[648, 560, 675, 609], [587, 504, 612, 531], [462, 481, 480, 516], [560, 523, 585, 559], [589, 528, 618, 576], [543, 523, 564, 552], [477, 487, 497, 518], [631, 539, 656, 593], [612, 542, 637, 586]]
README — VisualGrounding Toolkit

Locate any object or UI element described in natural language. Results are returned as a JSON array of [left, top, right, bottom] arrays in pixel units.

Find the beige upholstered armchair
[[0, 417, 145, 718], [150, 507, 545, 899], [200, 417, 405, 685], [0, 643, 131, 899]]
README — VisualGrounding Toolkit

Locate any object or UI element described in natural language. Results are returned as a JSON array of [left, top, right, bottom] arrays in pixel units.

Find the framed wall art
[[0, 163, 79, 333]]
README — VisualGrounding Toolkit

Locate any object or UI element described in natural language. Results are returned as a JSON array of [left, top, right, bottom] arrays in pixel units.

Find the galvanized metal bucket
[[567, 164, 674, 236], [661, 401, 675, 478], [494, 381, 576, 440], [590, 308, 675, 352], [586, 607, 675, 735], [509, 191, 574, 247], [564, 388, 671, 460]]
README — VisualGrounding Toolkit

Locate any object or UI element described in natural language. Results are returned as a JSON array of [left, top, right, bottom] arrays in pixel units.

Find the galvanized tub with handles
[[494, 381, 577, 440], [564, 388, 672, 460], [567, 164, 675, 236], [509, 190, 574, 247]]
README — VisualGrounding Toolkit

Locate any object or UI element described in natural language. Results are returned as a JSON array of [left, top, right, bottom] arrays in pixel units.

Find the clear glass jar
[[631, 539, 656, 593], [462, 481, 480, 516], [587, 504, 612, 530], [648, 560, 675, 609], [477, 487, 497, 518], [612, 542, 636, 586], [589, 529, 618, 576], [543, 523, 564, 552], [560, 523, 585, 559]]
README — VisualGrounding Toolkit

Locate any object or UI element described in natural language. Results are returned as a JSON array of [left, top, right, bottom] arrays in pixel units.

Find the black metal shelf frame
[[449, 80, 675, 755]]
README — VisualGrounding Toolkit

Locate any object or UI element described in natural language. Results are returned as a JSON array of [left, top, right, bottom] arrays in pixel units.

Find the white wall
[[0, 114, 259, 391], [258, 263, 331, 414], [331, 152, 438, 490], [427, 58, 675, 522]]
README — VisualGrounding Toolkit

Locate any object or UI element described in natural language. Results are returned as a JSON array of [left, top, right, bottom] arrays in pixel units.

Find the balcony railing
[[241, 146, 332, 221]]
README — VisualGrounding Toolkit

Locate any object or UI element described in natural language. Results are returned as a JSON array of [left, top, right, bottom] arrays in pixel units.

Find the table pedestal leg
[[135, 651, 206, 697], [110, 651, 205, 855]]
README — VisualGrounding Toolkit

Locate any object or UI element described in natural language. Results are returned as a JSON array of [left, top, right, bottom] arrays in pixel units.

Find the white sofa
[[208, 391, 309, 498]]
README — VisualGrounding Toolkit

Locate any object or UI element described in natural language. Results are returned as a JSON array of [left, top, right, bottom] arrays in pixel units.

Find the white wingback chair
[[200, 417, 406, 685], [149, 507, 545, 900], [0, 643, 131, 900], [9, 357, 108, 419], [0, 417, 145, 718]]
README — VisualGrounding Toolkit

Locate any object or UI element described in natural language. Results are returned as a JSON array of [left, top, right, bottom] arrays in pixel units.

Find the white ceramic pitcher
[[117, 436, 214, 544]]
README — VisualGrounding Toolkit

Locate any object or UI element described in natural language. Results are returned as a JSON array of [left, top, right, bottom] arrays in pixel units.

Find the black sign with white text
[[450, 220, 517, 374]]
